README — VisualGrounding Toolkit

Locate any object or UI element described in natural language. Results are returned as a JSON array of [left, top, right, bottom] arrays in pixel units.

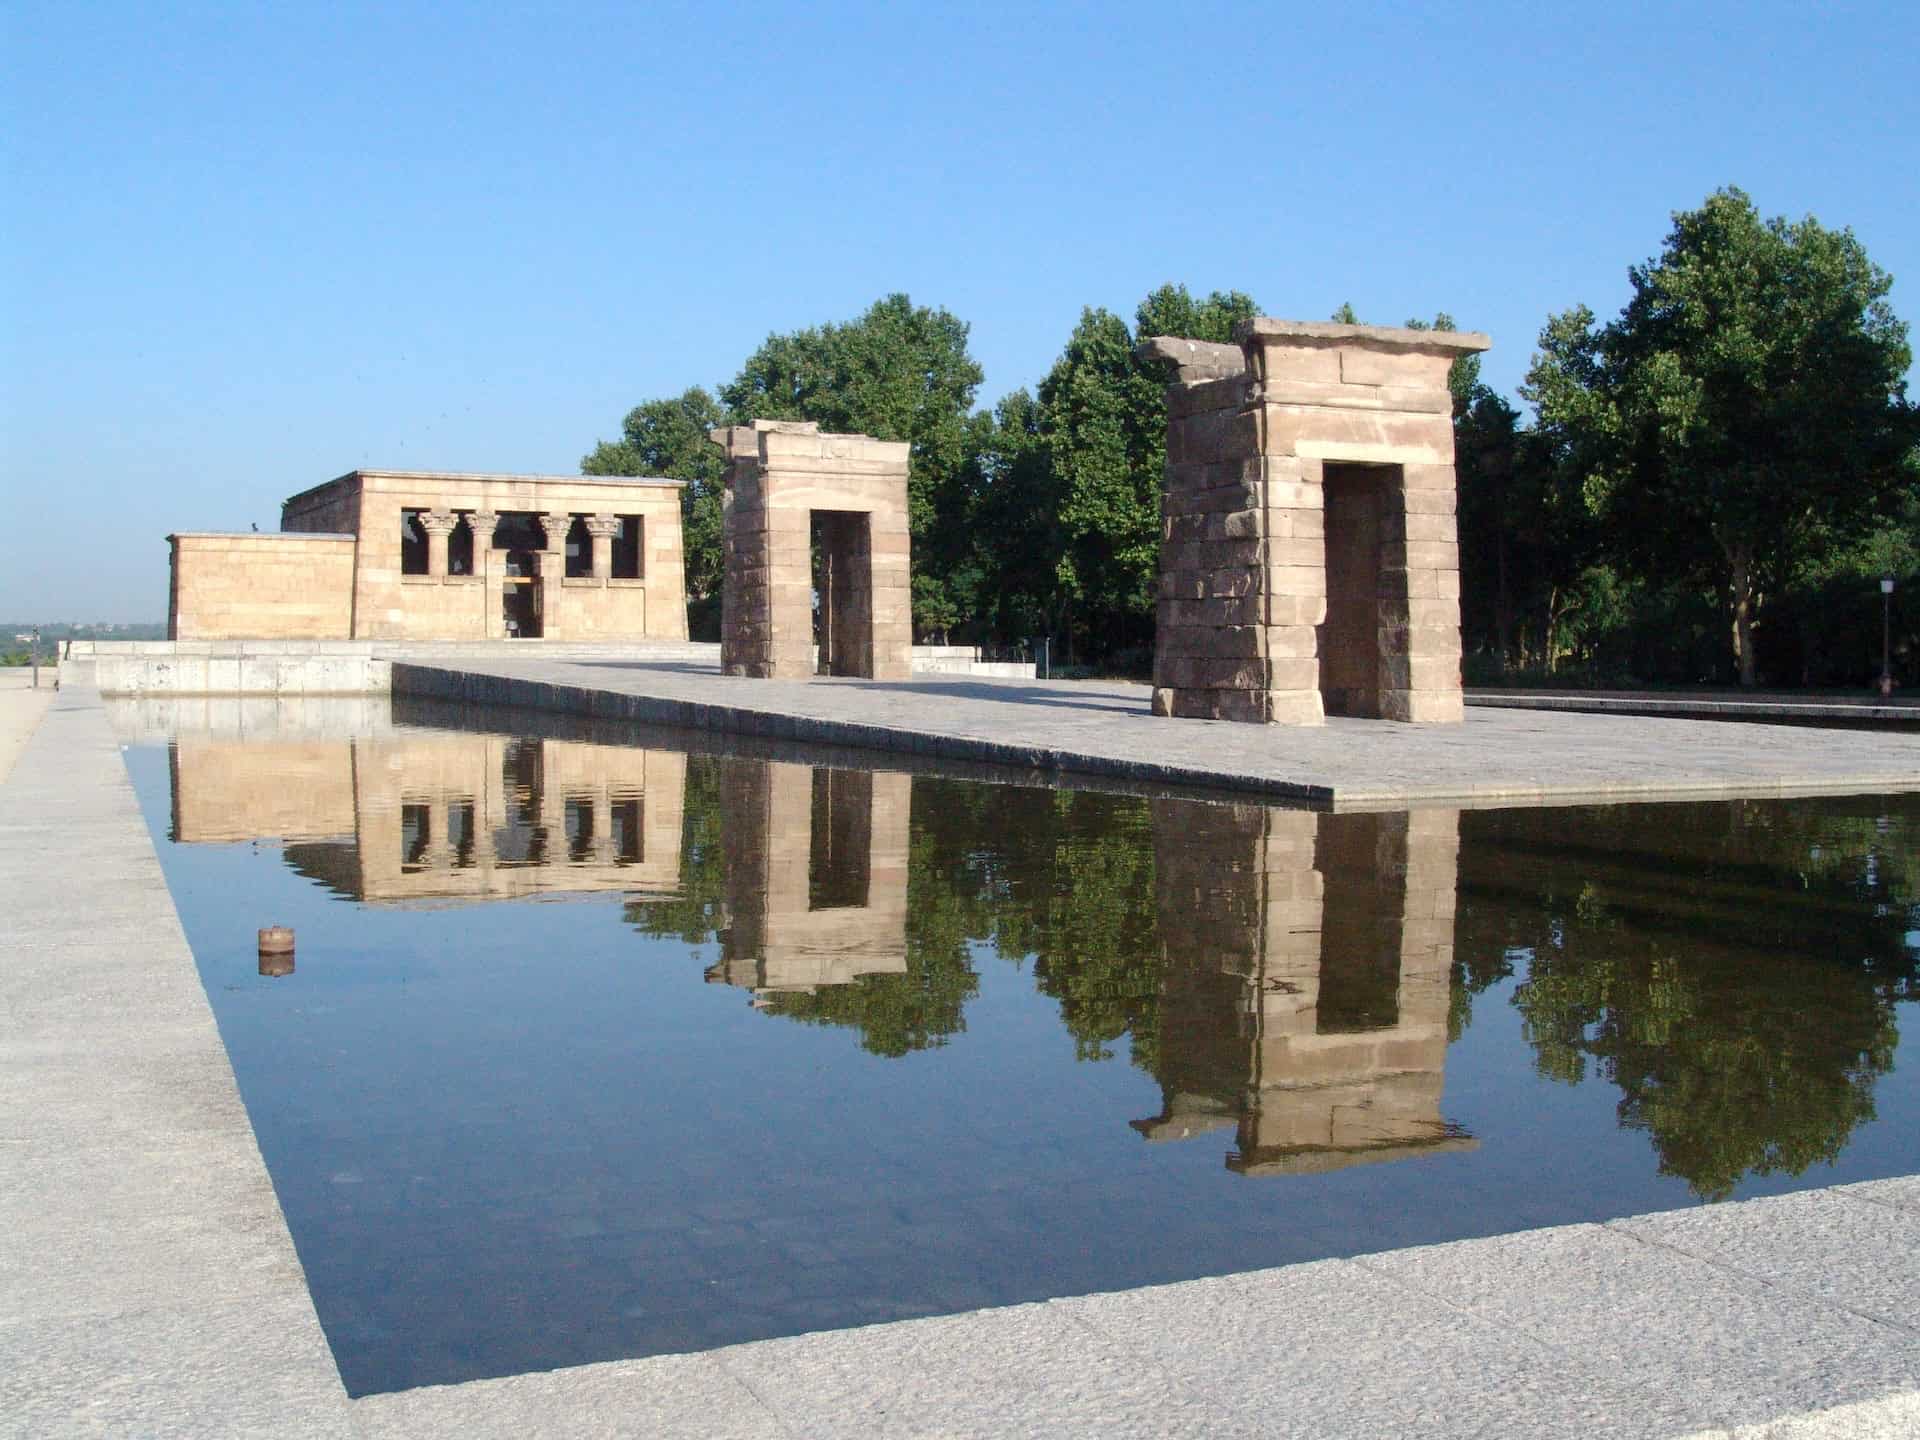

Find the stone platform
[[4, 682, 1917, 1436], [1470, 688, 1920, 725], [393, 656, 1920, 811]]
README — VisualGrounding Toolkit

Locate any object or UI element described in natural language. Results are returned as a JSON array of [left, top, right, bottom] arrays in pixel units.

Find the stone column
[[543, 512, 572, 568], [586, 513, 621, 582], [419, 508, 458, 578], [467, 509, 498, 556]]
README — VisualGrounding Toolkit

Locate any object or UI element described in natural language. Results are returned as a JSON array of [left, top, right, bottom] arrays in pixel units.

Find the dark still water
[[118, 708, 1920, 1395]]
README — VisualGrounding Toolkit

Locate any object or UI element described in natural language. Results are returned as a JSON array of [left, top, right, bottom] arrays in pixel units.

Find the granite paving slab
[[394, 657, 1920, 810]]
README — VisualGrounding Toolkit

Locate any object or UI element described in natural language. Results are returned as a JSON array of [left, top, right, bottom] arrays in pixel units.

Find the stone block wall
[[712, 421, 912, 681], [168, 533, 357, 640], [293, 471, 687, 642], [1144, 320, 1489, 725]]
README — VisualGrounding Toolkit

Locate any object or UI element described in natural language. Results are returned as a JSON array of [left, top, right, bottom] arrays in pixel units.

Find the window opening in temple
[[493, 739, 547, 865], [564, 795, 594, 862], [400, 803, 431, 872], [447, 800, 477, 868], [611, 796, 642, 864], [809, 768, 872, 910], [494, 512, 544, 638], [809, 510, 873, 677], [612, 516, 642, 579], [1319, 463, 1395, 718], [448, 513, 475, 575], [1314, 814, 1403, 1033], [564, 516, 592, 578], [400, 510, 429, 575]]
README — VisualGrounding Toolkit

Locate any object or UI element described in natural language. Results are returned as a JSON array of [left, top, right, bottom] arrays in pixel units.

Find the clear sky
[[4, 0, 1916, 620]]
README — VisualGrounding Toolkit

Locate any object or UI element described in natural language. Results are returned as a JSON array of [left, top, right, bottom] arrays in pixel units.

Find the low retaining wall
[[65, 640, 1034, 695], [62, 642, 389, 696], [390, 662, 1338, 805]]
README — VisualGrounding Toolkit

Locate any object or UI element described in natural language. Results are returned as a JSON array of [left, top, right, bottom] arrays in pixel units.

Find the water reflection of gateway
[[1141, 803, 1474, 1175], [169, 731, 684, 904], [705, 760, 910, 1001]]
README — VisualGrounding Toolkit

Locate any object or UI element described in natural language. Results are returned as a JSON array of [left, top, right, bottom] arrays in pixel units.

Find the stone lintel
[[1136, 337, 1248, 385], [1236, 318, 1491, 354], [710, 420, 911, 477]]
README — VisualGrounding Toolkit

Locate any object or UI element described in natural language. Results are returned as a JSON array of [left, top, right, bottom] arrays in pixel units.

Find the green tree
[[1025, 285, 1259, 661], [583, 387, 729, 636], [719, 293, 985, 635], [1524, 188, 1915, 685], [1458, 798, 1919, 1199]]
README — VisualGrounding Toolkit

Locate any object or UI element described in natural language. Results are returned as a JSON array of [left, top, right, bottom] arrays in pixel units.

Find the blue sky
[[4, 0, 1916, 619]]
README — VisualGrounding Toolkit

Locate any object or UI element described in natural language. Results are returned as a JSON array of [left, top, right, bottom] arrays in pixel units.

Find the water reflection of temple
[[1140, 803, 1473, 1175], [169, 731, 684, 904], [705, 760, 910, 1001]]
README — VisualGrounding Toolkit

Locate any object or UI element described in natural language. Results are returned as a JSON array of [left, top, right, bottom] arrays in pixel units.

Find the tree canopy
[[1522, 188, 1915, 684]]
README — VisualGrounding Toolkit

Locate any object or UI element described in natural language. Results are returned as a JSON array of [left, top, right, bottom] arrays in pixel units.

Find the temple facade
[[168, 469, 687, 642]]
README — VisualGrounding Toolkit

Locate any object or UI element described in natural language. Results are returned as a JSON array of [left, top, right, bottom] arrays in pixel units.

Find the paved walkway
[[395, 657, 1920, 810], [4, 682, 1918, 1436], [0, 669, 57, 783], [1470, 687, 1920, 724]]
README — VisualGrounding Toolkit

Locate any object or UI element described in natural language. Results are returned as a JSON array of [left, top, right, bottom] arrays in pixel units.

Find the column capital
[[418, 507, 459, 536], [584, 512, 623, 539], [543, 511, 573, 549]]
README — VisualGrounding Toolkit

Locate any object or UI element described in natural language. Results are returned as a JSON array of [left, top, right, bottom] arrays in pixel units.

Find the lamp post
[[1880, 576, 1896, 698]]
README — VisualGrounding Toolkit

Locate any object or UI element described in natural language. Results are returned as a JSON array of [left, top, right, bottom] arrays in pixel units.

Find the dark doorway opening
[[400, 511, 429, 575], [564, 517, 592, 578], [1319, 463, 1395, 718], [810, 510, 874, 677], [448, 515, 475, 575]]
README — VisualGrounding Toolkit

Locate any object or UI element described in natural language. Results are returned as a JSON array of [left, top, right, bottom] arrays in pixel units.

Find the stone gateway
[[1143, 319, 1490, 725], [711, 420, 912, 682]]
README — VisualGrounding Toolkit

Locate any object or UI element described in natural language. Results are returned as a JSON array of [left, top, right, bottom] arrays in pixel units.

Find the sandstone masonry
[[712, 421, 912, 681], [1144, 320, 1490, 725], [169, 469, 688, 643]]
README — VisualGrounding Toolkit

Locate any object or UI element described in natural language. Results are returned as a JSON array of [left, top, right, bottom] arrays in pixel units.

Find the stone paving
[[1471, 688, 1920, 724], [4, 681, 1919, 1435], [393, 655, 1920, 810]]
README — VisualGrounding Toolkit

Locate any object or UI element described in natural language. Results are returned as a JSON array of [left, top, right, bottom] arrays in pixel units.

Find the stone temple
[[1143, 319, 1490, 725], [168, 469, 688, 642]]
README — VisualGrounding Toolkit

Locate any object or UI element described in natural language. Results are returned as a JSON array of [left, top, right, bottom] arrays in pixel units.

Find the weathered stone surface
[[1145, 320, 1486, 727], [713, 420, 912, 682]]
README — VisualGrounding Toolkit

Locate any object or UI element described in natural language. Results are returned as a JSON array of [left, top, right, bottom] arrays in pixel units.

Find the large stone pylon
[[1143, 320, 1490, 724]]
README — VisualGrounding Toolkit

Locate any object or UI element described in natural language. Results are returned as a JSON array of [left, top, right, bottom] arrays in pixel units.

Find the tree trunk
[[1543, 584, 1560, 675], [1729, 546, 1757, 688]]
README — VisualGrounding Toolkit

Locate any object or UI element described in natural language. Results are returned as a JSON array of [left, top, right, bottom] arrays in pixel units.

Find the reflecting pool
[[114, 699, 1920, 1395]]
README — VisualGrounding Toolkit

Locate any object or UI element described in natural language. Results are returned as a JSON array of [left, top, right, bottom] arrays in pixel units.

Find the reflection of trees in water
[[623, 766, 1159, 1060], [626, 763, 1919, 1196], [1456, 798, 1919, 1199]]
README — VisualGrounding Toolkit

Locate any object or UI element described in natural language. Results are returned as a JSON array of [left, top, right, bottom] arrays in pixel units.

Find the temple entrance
[[1319, 463, 1394, 717], [811, 510, 874, 677], [502, 572, 542, 638], [493, 513, 546, 639]]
